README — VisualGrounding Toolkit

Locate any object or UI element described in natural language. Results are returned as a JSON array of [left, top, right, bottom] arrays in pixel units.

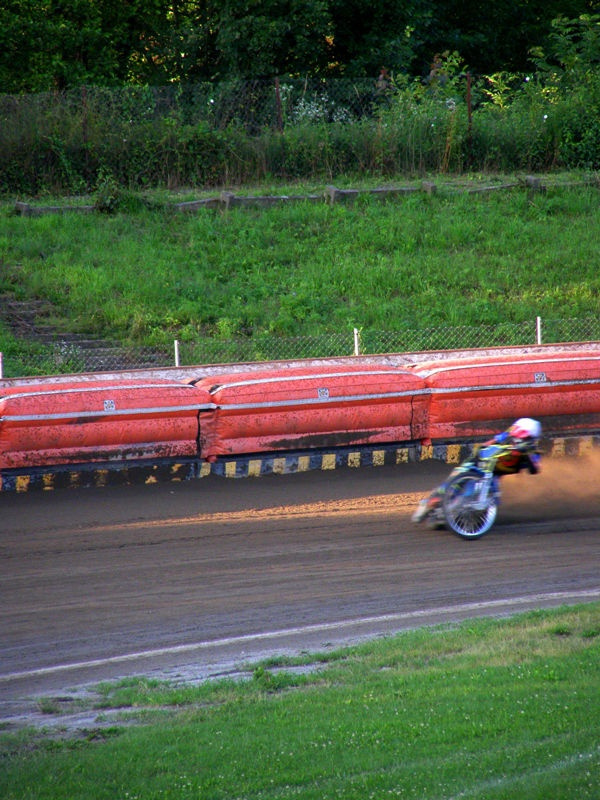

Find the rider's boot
[[411, 499, 429, 523], [412, 495, 441, 523]]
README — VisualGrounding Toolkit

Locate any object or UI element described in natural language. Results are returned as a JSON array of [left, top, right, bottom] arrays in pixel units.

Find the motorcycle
[[413, 442, 516, 540]]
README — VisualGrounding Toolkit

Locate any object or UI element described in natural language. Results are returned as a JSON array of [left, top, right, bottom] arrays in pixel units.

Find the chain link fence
[[1, 78, 403, 193], [1, 78, 388, 136], [2, 317, 599, 380]]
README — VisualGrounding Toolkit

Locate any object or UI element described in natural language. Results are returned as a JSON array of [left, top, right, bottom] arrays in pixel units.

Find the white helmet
[[509, 417, 542, 441]]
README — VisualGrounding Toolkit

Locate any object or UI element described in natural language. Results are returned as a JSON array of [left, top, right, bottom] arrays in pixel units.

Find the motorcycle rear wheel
[[442, 472, 497, 540]]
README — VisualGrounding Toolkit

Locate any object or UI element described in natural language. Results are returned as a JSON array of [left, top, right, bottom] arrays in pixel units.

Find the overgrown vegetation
[[2, 17, 600, 196], [1, 604, 599, 799]]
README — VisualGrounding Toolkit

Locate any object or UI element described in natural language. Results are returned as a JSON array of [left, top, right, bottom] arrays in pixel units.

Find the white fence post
[[353, 328, 360, 356], [536, 317, 542, 345], [0, 352, 3, 379], [174, 339, 180, 367]]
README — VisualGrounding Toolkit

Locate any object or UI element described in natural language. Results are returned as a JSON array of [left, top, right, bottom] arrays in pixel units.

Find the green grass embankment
[[1, 176, 599, 353]]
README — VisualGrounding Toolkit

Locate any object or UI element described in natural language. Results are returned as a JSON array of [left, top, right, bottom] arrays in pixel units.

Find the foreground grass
[[1, 175, 599, 351], [1, 604, 599, 799]]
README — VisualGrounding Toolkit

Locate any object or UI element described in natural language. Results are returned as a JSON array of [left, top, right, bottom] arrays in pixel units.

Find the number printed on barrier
[[103, 399, 116, 411]]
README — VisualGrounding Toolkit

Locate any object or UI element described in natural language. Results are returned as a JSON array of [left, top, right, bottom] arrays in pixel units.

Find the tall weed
[[2, 68, 600, 194]]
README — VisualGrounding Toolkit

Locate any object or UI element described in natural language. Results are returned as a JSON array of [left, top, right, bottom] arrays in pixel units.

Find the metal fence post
[[274, 77, 283, 132], [174, 339, 180, 367], [536, 317, 542, 345], [0, 351, 3, 379], [353, 328, 360, 355]]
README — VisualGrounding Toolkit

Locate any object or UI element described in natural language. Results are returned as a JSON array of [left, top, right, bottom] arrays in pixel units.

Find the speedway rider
[[412, 417, 542, 524]]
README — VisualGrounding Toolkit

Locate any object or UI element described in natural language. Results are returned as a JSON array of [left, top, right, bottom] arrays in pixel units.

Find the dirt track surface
[[1, 455, 599, 724]]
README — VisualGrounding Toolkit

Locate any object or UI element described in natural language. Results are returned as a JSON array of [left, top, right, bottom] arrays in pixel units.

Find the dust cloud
[[501, 450, 600, 520]]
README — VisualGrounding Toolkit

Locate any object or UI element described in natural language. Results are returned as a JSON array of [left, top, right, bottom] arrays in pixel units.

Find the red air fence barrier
[[413, 351, 600, 442], [191, 365, 428, 460], [1, 350, 600, 474], [0, 380, 213, 470]]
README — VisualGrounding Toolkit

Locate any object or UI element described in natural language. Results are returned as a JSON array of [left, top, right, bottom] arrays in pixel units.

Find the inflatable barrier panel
[[0, 380, 213, 469], [192, 365, 428, 459], [414, 351, 600, 441]]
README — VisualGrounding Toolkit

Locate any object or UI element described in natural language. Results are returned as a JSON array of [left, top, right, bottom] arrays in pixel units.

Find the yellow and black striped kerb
[[0, 459, 198, 493], [1, 436, 598, 493]]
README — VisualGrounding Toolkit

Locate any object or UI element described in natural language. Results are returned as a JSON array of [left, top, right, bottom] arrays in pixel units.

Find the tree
[[326, 0, 431, 77], [0, 0, 170, 92], [215, 0, 333, 78], [1, 0, 599, 92], [127, 0, 222, 84], [418, 0, 598, 75]]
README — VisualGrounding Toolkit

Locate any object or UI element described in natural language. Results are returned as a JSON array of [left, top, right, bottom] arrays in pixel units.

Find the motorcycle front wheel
[[442, 472, 497, 540]]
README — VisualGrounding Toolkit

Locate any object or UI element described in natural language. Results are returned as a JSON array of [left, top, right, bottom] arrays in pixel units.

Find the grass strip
[[1, 603, 599, 799]]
